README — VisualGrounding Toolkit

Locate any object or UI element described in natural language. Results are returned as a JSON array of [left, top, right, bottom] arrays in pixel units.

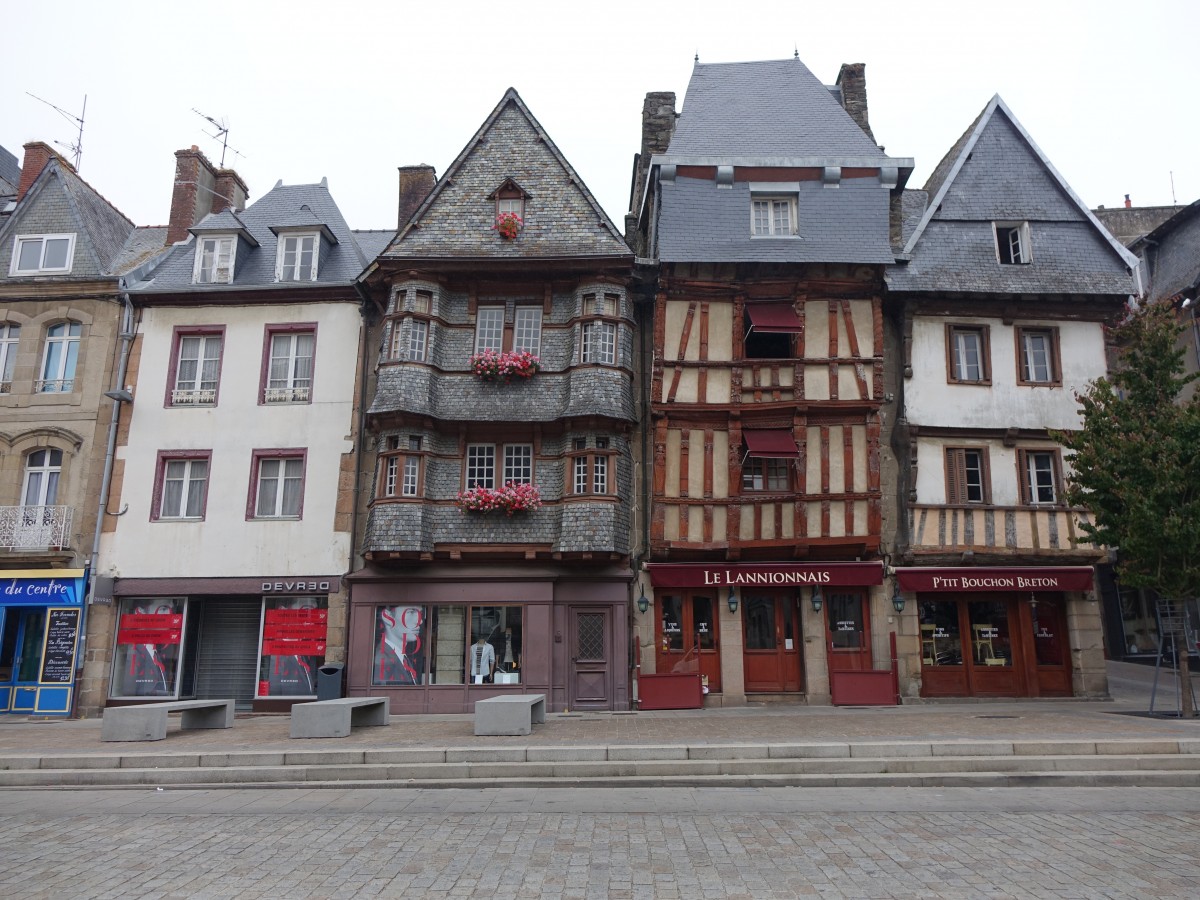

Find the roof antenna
[[191, 108, 246, 168], [1170, 171, 1177, 207], [26, 92, 86, 171], [694, 51, 699, 62], [794, 46, 799, 59]]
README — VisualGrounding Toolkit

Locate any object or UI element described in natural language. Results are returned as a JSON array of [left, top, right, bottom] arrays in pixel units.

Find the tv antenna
[[26, 92, 86, 171], [191, 108, 245, 167]]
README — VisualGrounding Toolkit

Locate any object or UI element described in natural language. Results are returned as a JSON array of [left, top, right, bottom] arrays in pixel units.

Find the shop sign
[[41, 608, 81, 683], [261, 580, 333, 594], [0, 570, 86, 606], [646, 562, 883, 589], [895, 567, 1094, 593]]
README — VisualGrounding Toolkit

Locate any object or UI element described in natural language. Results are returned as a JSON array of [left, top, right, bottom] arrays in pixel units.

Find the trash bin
[[316, 663, 344, 701]]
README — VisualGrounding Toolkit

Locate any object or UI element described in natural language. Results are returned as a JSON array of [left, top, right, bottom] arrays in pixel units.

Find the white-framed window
[[751, 196, 796, 237], [171, 332, 222, 406], [276, 233, 318, 282], [497, 197, 523, 218], [947, 324, 990, 385], [11, 234, 75, 275], [264, 328, 315, 403], [37, 321, 81, 393], [582, 322, 616, 365], [466, 444, 496, 489], [995, 222, 1031, 265], [408, 320, 428, 362], [253, 454, 305, 518], [503, 444, 533, 484], [22, 448, 61, 507], [0, 323, 20, 392], [193, 236, 236, 284], [158, 456, 209, 519], [1019, 449, 1061, 505], [380, 436, 423, 499], [569, 437, 613, 495], [1017, 326, 1060, 385], [513, 307, 542, 355], [475, 307, 504, 353], [945, 447, 991, 505]]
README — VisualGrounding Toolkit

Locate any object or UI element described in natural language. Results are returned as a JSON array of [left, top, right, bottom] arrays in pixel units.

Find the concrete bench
[[474, 693, 546, 736], [101, 699, 235, 742], [290, 697, 390, 739]]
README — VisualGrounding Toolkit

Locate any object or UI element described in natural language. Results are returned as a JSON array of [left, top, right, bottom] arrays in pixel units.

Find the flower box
[[456, 482, 542, 516], [469, 349, 540, 381], [493, 212, 523, 240]]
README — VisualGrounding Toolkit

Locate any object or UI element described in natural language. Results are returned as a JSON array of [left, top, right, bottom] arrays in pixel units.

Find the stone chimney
[[17, 141, 71, 201], [835, 63, 875, 144], [625, 91, 677, 245], [397, 165, 437, 229], [212, 168, 249, 215], [167, 146, 221, 244]]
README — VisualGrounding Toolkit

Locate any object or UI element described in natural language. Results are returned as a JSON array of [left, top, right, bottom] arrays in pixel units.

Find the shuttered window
[[945, 447, 990, 504]]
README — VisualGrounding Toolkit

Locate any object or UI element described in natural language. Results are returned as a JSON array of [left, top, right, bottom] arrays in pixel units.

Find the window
[[581, 322, 616, 365], [466, 444, 496, 489], [1017, 327, 1060, 385], [947, 324, 990, 384], [513, 307, 542, 356], [251, 452, 306, 518], [0, 323, 19, 392], [263, 326, 315, 403], [37, 321, 80, 392], [11, 234, 74, 274], [504, 444, 533, 484], [751, 197, 796, 237], [742, 458, 790, 491], [379, 436, 423, 499], [475, 307, 504, 353], [569, 437, 613, 496], [372, 604, 523, 687], [996, 222, 1031, 265], [1019, 449, 1061, 505], [193, 236, 235, 284], [170, 329, 223, 406], [110, 597, 185, 698], [465, 443, 533, 490], [153, 451, 210, 520], [276, 233, 318, 282], [497, 197, 524, 219], [23, 448, 62, 507], [396, 319, 428, 362], [945, 447, 990, 504], [413, 291, 432, 314]]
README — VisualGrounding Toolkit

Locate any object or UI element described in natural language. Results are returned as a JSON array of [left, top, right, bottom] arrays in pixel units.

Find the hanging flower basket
[[469, 349, 540, 381], [456, 482, 542, 516], [493, 212, 523, 240]]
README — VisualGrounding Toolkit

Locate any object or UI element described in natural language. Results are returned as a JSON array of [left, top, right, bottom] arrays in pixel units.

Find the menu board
[[40, 607, 80, 684]]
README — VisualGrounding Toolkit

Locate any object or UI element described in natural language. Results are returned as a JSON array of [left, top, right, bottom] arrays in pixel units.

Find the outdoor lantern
[[810, 585, 823, 613], [727, 585, 738, 614], [892, 583, 906, 614], [637, 588, 649, 614]]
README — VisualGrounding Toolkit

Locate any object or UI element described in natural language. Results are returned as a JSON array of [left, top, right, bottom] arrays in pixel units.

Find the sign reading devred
[[895, 567, 1094, 593]]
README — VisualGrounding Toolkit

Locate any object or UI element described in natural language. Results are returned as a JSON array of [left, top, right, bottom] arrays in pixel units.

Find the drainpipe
[[75, 285, 137, 717]]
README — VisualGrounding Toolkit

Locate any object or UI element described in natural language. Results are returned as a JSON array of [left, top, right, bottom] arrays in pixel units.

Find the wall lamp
[[891, 583, 907, 614], [637, 587, 649, 615], [104, 388, 134, 404], [727, 585, 738, 614], [810, 585, 823, 613]]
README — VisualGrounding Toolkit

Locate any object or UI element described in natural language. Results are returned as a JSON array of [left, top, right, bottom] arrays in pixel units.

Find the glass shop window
[[256, 596, 328, 698], [110, 597, 186, 698]]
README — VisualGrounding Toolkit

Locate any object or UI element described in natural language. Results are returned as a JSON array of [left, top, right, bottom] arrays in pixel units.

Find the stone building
[[347, 89, 636, 713]]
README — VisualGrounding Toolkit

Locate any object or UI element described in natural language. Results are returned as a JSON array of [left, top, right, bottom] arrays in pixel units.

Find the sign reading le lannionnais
[[646, 562, 883, 589], [703, 569, 830, 586]]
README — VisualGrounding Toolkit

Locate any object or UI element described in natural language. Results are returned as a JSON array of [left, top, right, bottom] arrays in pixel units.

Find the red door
[[657, 592, 721, 693], [826, 589, 871, 673], [742, 592, 803, 692]]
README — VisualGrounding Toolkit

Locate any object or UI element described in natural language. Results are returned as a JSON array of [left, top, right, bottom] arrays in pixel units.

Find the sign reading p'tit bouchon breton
[[895, 567, 1094, 593]]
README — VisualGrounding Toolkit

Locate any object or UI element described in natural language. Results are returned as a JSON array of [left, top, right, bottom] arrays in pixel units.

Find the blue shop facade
[[0, 570, 87, 716]]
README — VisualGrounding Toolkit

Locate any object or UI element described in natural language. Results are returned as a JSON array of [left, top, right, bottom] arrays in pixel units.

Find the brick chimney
[[625, 91, 677, 245], [835, 63, 875, 144], [212, 168, 249, 215], [397, 165, 436, 229], [167, 146, 221, 244], [17, 141, 71, 202]]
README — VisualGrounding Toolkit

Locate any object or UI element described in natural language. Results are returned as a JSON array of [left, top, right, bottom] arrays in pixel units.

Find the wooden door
[[1029, 595, 1073, 697], [826, 589, 871, 673], [657, 592, 721, 693], [742, 592, 803, 692], [569, 608, 610, 709], [965, 598, 1020, 695]]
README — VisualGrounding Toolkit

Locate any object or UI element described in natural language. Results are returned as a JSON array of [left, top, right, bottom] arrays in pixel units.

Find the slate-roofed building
[[0, 141, 159, 716], [94, 147, 390, 712], [629, 58, 914, 707], [885, 95, 1138, 699], [0, 145, 21, 219], [348, 89, 636, 714]]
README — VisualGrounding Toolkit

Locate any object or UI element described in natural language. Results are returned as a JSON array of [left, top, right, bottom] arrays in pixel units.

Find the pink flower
[[468, 350, 540, 381], [456, 482, 542, 516]]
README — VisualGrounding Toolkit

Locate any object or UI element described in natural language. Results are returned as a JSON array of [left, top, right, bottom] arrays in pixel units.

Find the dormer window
[[995, 222, 1031, 265], [277, 232, 319, 282], [193, 236, 235, 284], [11, 234, 75, 274], [749, 184, 799, 238], [489, 179, 529, 235]]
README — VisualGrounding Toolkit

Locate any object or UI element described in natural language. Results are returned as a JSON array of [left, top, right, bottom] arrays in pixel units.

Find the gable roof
[[372, 88, 630, 267], [0, 145, 19, 196], [1135, 198, 1200, 304]]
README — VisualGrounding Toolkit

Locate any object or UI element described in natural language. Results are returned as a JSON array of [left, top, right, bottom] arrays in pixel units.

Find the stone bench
[[290, 697, 390, 739], [101, 699, 235, 742], [474, 693, 546, 736]]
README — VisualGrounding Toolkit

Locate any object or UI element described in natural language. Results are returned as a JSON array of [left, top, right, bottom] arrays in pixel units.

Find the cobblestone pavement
[[2, 787, 1199, 899]]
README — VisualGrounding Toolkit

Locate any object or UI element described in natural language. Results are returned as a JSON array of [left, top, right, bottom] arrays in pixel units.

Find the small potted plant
[[493, 212, 523, 240]]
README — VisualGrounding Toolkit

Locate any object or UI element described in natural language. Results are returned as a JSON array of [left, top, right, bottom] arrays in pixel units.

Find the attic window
[[489, 179, 528, 230], [995, 222, 1031, 265], [11, 233, 75, 275], [193, 236, 236, 284], [277, 232, 319, 282], [750, 195, 797, 237]]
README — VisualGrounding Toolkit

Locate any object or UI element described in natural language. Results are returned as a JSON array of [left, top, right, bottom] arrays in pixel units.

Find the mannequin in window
[[497, 626, 521, 673], [469, 635, 496, 684]]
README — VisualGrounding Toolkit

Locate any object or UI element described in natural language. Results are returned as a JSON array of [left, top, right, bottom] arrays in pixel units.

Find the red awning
[[743, 430, 800, 459], [647, 562, 883, 589], [895, 567, 1094, 593], [746, 303, 803, 333]]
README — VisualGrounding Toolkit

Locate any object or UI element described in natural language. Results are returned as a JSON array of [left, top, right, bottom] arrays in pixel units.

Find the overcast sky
[[4, 0, 1196, 233]]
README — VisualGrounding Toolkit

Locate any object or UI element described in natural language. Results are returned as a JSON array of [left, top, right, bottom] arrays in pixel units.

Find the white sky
[[3, 0, 1196, 232]]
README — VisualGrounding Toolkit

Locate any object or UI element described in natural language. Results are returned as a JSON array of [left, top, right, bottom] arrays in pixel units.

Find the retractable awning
[[743, 430, 801, 459], [746, 302, 803, 333]]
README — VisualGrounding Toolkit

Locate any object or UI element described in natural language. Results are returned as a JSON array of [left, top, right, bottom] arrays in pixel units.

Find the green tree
[[1058, 302, 1200, 714]]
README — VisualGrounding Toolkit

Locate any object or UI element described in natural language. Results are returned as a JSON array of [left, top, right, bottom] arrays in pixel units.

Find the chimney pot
[[835, 63, 875, 144], [16, 141, 71, 202], [397, 165, 437, 229], [1124, 193, 1131, 208], [166, 147, 220, 244]]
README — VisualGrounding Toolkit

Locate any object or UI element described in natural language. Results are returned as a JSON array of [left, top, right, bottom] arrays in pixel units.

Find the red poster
[[117, 614, 184, 646], [265, 609, 328, 624], [262, 639, 327, 655]]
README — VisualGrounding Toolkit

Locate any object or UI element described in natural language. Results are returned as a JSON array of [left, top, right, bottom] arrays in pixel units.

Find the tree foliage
[[1058, 302, 1200, 599]]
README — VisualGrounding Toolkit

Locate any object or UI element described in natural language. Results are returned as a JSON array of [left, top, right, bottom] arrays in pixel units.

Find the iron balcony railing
[[0, 505, 74, 551]]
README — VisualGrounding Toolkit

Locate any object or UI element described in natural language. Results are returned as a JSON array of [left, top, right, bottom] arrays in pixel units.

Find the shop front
[[108, 576, 342, 711], [897, 566, 1097, 698], [345, 564, 631, 714], [0, 569, 87, 716]]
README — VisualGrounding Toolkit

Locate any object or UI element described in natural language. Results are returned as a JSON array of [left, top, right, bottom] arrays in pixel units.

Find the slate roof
[[113, 226, 170, 276], [887, 95, 1137, 296], [1136, 199, 1200, 304], [130, 180, 379, 294], [663, 58, 887, 161], [0, 145, 19, 195], [374, 89, 631, 265]]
